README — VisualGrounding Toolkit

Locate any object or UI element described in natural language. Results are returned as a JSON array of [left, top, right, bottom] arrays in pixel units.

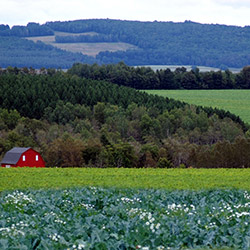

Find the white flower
[[149, 218, 155, 223], [78, 243, 85, 249], [148, 213, 152, 220], [157, 246, 165, 250]]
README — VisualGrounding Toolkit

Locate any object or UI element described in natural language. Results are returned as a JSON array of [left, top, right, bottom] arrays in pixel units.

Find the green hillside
[[145, 90, 250, 124], [2, 19, 250, 68]]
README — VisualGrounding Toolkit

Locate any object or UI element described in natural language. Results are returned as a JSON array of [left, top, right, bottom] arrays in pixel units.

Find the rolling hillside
[[1, 19, 250, 68]]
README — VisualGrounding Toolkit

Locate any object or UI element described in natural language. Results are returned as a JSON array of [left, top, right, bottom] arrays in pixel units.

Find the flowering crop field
[[0, 187, 250, 250]]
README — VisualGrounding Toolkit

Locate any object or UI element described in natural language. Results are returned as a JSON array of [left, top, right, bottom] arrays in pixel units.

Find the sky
[[1, 0, 250, 27]]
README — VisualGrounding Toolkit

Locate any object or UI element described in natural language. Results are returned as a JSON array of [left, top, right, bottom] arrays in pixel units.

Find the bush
[[178, 163, 186, 169], [157, 157, 174, 168]]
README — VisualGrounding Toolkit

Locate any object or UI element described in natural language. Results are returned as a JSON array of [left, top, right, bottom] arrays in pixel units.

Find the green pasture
[[1, 168, 250, 191], [145, 89, 250, 124]]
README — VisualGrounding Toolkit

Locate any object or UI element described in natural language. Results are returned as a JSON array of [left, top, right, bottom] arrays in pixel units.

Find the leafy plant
[[0, 188, 250, 250]]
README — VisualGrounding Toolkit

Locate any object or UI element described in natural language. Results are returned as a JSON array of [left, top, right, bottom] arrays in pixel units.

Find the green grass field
[[1, 168, 250, 192], [145, 89, 250, 124]]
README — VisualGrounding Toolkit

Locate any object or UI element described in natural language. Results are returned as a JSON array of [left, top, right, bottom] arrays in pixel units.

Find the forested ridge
[[1, 19, 250, 68], [68, 62, 250, 90], [0, 37, 95, 69], [0, 67, 250, 168]]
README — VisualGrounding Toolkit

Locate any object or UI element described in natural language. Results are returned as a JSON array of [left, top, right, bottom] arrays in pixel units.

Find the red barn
[[0, 147, 45, 168]]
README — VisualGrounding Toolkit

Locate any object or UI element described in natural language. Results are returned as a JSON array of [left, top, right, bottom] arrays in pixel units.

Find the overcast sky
[[1, 0, 250, 27]]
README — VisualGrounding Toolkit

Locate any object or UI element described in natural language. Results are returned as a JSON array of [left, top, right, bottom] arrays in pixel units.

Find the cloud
[[0, 0, 250, 27], [213, 0, 250, 8]]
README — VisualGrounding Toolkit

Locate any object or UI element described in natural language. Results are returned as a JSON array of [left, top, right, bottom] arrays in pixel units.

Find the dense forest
[[0, 36, 95, 69], [0, 67, 249, 168], [68, 62, 250, 89], [1, 19, 250, 68]]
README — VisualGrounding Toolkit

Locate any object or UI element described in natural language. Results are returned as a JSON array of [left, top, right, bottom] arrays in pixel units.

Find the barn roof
[[0, 147, 31, 165]]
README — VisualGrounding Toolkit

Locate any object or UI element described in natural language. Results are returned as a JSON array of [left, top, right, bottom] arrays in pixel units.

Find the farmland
[[145, 89, 250, 124], [26, 31, 138, 57], [0, 187, 250, 249], [1, 168, 250, 192]]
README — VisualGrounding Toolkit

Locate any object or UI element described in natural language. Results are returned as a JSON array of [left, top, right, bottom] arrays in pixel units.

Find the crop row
[[0, 187, 250, 249]]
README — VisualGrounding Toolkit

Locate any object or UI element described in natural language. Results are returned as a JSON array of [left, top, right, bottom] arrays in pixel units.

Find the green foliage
[[44, 101, 91, 125], [105, 142, 137, 168], [0, 109, 20, 130], [0, 187, 250, 249], [55, 33, 119, 43], [178, 163, 186, 169], [68, 63, 250, 91], [0, 22, 54, 37], [157, 157, 174, 168], [0, 70, 184, 119], [0, 36, 94, 68]]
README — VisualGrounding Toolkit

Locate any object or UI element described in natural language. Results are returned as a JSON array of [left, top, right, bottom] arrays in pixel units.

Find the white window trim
[[36, 155, 39, 161], [22, 155, 25, 161]]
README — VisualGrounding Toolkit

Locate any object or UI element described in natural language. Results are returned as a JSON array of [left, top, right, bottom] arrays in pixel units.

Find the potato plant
[[0, 188, 250, 249]]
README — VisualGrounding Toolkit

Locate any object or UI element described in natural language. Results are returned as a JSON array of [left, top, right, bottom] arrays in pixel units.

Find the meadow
[[145, 89, 250, 124], [1, 168, 250, 192]]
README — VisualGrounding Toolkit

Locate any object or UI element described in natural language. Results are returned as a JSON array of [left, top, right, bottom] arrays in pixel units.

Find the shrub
[[157, 157, 174, 168]]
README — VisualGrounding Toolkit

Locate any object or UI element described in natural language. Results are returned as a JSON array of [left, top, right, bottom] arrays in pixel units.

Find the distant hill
[[1, 19, 250, 68], [0, 36, 95, 68]]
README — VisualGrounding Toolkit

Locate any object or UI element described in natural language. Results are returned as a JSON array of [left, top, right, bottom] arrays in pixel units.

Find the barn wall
[[16, 149, 45, 167], [1, 164, 15, 168]]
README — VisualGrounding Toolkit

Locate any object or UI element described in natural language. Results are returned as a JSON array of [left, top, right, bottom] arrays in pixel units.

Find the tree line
[[55, 34, 119, 43], [0, 68, 249, 168], [68, 62, 250, 90], [0, 23, 54, 37]]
